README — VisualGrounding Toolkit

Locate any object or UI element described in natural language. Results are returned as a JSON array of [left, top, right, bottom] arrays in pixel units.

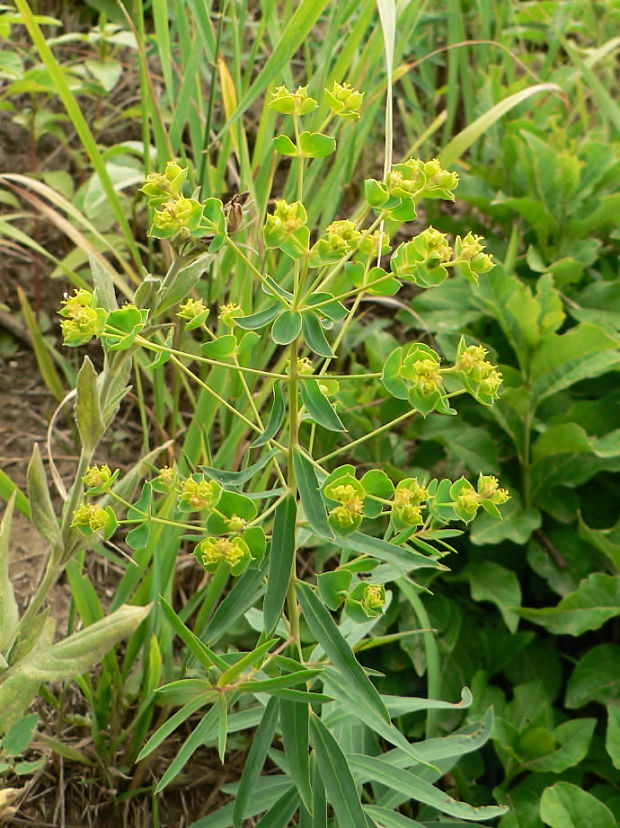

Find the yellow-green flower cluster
[[196, 536, 251, 576], [455, 342, 503, 405], [324, 81, 364, 119], [268, 84, 317, 116], [178, 476, 222, 512], [365, 157, 459, 221], [449, 475, 510, 522], [453, 232, 494, 284], [178, 297, 209, 329], [140, 160, 187, 207], [218, 302, 244, 327], [345, 582, 387, 622], [83, 464, 118, 494], [323, 472, 366, 535], [310, 219, 362, 266], [58, 289, 106, 347], [391, 478, 429, 529], [71, 501, 117, 538]]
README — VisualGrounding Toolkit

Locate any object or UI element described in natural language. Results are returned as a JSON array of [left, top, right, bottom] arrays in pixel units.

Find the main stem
[[286, 337, 302, 654]]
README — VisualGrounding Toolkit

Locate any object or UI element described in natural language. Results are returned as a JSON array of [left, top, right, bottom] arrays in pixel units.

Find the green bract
[[100, 304, 148, 351]]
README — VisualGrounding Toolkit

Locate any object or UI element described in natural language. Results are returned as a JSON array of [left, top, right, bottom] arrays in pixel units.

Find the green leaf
[[540, 782, 616, 828], [251, 382, 286, 448], [271, 310, 302, 345], [75, 356, 104, 452], [0, 494, 18, 651], [281, 699, 312, 812], [201, 447, 281, 486], [137, 696, 209, 762], [530, 323, 620, 403], [201, 335, 237, 358], [300, 378, 344, 432], [205, 564, 266, 644], [462, 561, 522, 633], [309, 715, 370, 828], [522, 718, 595, 772], [155, 704, 220, 793], [3, 713, 38, 756], [293, 449, 333, 539], [565, 644, 620, 708], [439, 83, 562, 168], [159, 597, 227, 672], [606, 705, 620, 769], [302, 312, 335, 357], [298, 131, 336, 157], [348, 753, 507, 820], [27, 444, 61, 549], [0, 604, 150, 732], [296, 582, 390, 725], [233, 697, 279, 828], [519, 573, 620, 635], [88, 251, 118, 311], [264, 497, 297, 635], [272, 134, 297, 155], [470, 493, 541, 546], [335, 531, 447, 573], [362, 807, 424, 827], [234, 304, 282, 331], [254, 788, 299, 828]]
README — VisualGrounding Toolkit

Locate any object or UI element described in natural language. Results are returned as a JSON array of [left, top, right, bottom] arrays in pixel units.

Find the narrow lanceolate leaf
[[205, 563, 267, 644], [301, 312, 334, 357], [438, 83, 562, 168], [293, 449, 333, 539], [233, 697, 279, 828], [335, 531, 447, 572], [310, 715, 370, 828], [347, 754, 508, 820], [0, 494, 19, 652], [26, 444, 61, 549], [155, 704, 220, 793], [159, 596, 228, 672], [75, 356, 104, 453], [296, 582, 390, 725], [300, 379, 345, 432], [281, 699, 312, 813], [251, 382, 286, 448], [254, 787, 299, 828], [264, 496, 297, 635], [137, 695, 209, 762]]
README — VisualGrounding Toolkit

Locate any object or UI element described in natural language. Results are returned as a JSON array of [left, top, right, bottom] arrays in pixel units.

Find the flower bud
[[83, 464, 115, 493], [153, 465, 177, 492], [361, 584, 386, 614], [391, 228, 452, 288], [218, 302, 244, 328]]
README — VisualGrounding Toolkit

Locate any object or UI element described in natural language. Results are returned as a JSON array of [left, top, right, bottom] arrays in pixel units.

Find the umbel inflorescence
[[60, 80, 509, 626]]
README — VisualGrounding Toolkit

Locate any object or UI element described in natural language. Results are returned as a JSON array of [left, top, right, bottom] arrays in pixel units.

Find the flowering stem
[[286, 337, 302, 656], [317, 408, 415, 464]]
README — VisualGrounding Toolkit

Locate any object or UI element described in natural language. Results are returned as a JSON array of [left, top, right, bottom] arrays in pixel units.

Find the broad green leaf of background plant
[[540, 782, 616, 828]]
